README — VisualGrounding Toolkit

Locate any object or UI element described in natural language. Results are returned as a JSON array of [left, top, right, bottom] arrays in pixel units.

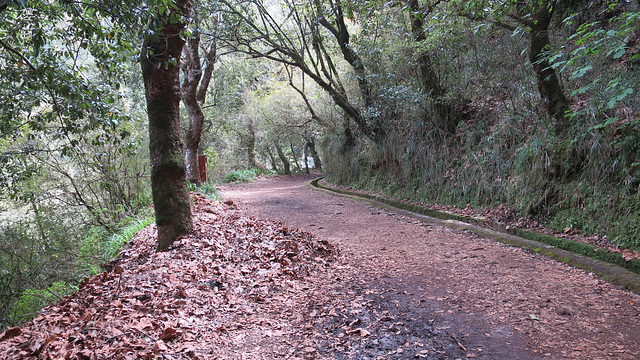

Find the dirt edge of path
[[307, 178, 640, 294]]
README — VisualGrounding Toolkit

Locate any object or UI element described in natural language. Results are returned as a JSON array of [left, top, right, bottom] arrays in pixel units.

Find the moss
[[513, 228, 640, 275]]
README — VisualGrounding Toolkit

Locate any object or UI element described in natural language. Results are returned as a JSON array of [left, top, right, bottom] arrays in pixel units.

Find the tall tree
[[303, 135, 322, 170], [244, 116, 260, 168], [525, 0, 570, 135], [458, 0, 571, 135], [275, 141, 292, 175], [217, 0, 380, 141], [181, 4, 218, 186], [141, 0, 193, 251]]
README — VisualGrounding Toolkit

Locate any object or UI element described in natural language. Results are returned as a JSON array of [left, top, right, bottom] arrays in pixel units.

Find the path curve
[[221, 174, 640, 359]]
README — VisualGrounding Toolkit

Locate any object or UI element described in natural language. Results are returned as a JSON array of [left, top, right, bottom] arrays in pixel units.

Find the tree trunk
[[291, 142, 302, 172], [216, 0, 379, 141], [304, 146, 309, 174], [182, 34, 206, 186], [341, 117, 356, 155], [315, 0, 372, 109], [528, 2, 570, 135], [246, 117, 258, 168], [314, 0, 383, 141], [275, 142, 291, 175], [141, 0, 193, 251], [265, 146, 278, 172], [409, 0, 456, 135], [181, 10, 217, 186], [304, 136, 322, 170]]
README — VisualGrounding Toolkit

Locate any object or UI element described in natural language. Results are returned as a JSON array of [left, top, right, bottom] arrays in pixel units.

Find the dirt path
[[221, 174, 640, 359]]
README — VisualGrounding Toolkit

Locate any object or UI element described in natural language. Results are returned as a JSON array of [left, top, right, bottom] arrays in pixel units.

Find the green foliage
[[319, 0, 640, 251], [0, 207, 84, 329], [9, 282, 77, 326], [0, 1, 139, 159], [224, 168, 262, 183], [1, 205, 154, 329], [188, 181, 221, 200], [102, 215, 154, 261], [203, 147, 219, 174]]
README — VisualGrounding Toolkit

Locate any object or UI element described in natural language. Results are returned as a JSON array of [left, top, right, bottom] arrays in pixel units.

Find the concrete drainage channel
[[308, 177, 640, 294]]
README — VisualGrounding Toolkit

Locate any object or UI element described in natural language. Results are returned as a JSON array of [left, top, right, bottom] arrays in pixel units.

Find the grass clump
[[224, 168, 262, 183], [78, 211, 154, 275]]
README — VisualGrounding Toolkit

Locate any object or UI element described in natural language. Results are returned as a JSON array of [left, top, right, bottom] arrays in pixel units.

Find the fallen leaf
[[0, 327, 21, 341], [161, 327, 179, 342]]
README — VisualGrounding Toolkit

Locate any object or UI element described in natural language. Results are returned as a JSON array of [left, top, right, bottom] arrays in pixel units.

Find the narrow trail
[[221, 174, 640, 359]]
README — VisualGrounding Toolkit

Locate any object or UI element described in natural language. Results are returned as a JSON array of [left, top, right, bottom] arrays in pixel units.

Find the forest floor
[[1, 174, 639, 359], [220, 174, 640, 359]]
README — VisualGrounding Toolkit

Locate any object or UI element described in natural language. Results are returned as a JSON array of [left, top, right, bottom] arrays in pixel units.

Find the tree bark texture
[[141, 0, 193, 251], [182, 34, 206, 186], [528, 2, 570, 135], [181, 11, 217, 185]]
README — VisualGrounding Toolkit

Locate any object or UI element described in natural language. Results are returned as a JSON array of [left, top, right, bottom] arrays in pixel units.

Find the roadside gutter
[[308, 177, 640, 294]]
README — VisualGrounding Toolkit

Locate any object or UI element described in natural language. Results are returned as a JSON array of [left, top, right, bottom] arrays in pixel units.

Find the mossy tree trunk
[[141, 0, 193, 252], [245, 117, 259, 169]]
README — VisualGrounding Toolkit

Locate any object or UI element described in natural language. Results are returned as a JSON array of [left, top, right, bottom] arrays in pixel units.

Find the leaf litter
[[222, 174, 640, 360], [6, 173, 640, 360], [0, 194, 340, 359], [0, 193, 468, 359]]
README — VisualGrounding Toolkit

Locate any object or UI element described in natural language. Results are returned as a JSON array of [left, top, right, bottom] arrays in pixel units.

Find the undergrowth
[[224, 168, 263, 183], [323, 121, 640, 250], [188, 181, 221, 200], [1, 209, 155, 330], [321, 3, 640, 249]]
